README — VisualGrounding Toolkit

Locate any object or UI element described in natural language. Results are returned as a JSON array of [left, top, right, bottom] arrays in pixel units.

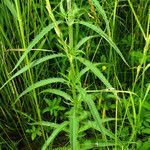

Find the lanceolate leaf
[[79, 21, 129, 66], [78, 87, 115, 139], [76, 57, 112, 89], [41, 88, 72, 101], [0, 53, 65, 90], [41, 121, 68, 150], [75, 35, 98, 50], [78, 63, 104, 79], [10, 21, 62, 74], [13, 78, 66, 105], [91, 0, 110, 34]]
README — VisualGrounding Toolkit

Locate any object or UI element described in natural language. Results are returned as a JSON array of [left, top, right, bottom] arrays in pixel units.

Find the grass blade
[[128, 0, 146, 40], [4, 0, 17, 19]]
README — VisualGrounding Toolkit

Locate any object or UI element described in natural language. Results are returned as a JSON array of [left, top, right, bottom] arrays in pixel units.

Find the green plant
[[0, 0, 149, 149]]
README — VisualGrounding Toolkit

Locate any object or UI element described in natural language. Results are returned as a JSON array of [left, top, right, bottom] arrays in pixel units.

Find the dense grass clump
[[0, 0, 149, 149]]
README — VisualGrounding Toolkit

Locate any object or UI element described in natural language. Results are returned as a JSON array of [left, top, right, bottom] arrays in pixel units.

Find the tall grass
[[0, 0, 149, 149]]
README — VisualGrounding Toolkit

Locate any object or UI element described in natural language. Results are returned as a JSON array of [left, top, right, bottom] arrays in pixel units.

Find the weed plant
[[0, 0, 150, 149]]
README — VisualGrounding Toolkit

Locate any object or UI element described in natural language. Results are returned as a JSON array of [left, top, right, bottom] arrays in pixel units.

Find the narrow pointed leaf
[[0, 53, 64, 90], [79, 21, 129, 66], [76, 57, 112, 88], [41, 121, 68, 150], [75, 35, 98, 50], [92, 0, 110, 34], [78, 87, 115, 139], [13, 78, 66, 105], [41, 88, 72, 101], [10, 21, 62, 73]]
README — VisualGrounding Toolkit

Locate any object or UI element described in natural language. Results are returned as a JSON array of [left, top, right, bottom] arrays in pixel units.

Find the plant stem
[[14, 0, 45, 140]]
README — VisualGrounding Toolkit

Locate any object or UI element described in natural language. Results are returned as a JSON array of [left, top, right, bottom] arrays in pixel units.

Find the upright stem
[[67, 0, 76, 101], [67, 1, 79, 150], [67, 0, 74, 50], [14, 0, 45, 140], [107, 0, 118, 81], [140, 35, 150, 97]]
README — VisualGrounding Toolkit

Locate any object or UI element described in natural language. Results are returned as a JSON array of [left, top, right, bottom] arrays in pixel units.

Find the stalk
[[46, 0, 78, 149], [140, 6, 150, 97], [107, 0, 118, 81], [140, 35, 150, 97], [67, 0, 77, 101], [128, 0, 146, 40], [67, 0, 73, 50], [14, 0, 45, 140], [110, 1, 119, 149], [67, 1, 79, 149]]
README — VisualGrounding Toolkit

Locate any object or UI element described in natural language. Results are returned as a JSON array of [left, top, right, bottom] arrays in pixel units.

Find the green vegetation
[[0, 0, 149, 149]]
